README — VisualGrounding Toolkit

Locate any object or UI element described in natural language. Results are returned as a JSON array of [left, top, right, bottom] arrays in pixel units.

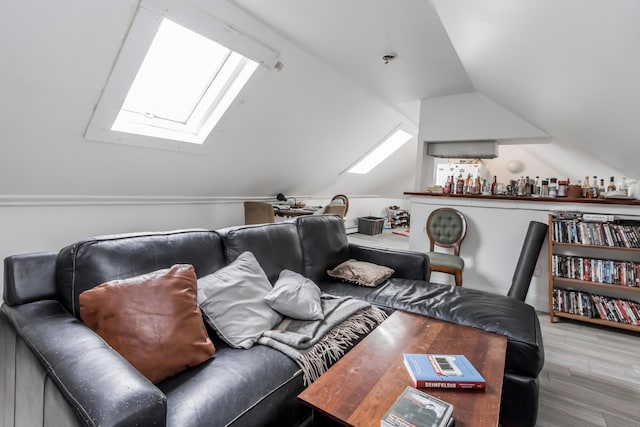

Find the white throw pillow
[[264, 270, 324, 320], [197, 251, 282, 349]]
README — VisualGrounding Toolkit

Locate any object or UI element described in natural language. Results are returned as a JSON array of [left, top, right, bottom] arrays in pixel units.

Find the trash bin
[[357, 216, 385, 235]]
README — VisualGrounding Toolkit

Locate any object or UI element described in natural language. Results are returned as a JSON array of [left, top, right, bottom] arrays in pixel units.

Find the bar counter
[[404, 191, 640, 312], [404, 192, 640, 206]]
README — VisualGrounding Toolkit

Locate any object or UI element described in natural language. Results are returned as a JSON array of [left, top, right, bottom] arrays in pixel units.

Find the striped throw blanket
[[258, 294, 387, 384]]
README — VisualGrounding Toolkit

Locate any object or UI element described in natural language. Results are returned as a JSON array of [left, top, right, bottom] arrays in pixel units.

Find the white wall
[[0, 0, 416, 200], [0, 195, 407, 303]]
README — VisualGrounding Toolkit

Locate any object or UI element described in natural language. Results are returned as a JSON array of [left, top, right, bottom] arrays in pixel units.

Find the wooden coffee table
[[298, 310, 507, 427]]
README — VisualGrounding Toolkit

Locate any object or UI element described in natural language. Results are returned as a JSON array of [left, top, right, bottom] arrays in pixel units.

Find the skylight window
[[85, 1, 280, 152], [347, 128, 414, 174], [111, 18, 258, 144]]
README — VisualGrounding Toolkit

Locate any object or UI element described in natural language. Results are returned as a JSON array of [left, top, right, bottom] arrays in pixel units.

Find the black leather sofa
[[0, 215, 543, 427]]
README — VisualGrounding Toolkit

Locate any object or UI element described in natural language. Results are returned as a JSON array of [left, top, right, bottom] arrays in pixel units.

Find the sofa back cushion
[[295, 215, 350, 284], [219, 222, 304, 283], [56, 229, 225, 317]]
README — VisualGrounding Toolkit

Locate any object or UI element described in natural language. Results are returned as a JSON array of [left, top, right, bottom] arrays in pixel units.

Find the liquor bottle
[[515, 176, 523, 196], [443, 175, 452, 194], [607, 176, 617, 192], [491, 175, 497, 195], [592, 176, 599, 198], [599, 179, 605, 197], [582, 176, 591, 198], [473, 176, 481, 194], [524, 176, 531, 196], [482, 178, 490, 195], [619, 177, 628, 194], [456, 175, 464, 195], [549, 178, 558, 198], [533, 176, 541, 197], [464, 174, 472, 194]]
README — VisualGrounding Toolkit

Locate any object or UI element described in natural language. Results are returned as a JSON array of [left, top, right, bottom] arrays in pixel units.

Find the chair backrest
[[322, 204, 347, 218], [328, 194, 349, 217], [243, 201, 275, 225], [426, 208, 467, 255]]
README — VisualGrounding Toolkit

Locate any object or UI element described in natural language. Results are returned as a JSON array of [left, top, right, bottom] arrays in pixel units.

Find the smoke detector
[[382, 52, 397, 64]]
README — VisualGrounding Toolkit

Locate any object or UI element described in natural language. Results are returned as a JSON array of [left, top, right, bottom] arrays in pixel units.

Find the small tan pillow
[[327, 259, 394, 287], [80, 264, 215, 384]]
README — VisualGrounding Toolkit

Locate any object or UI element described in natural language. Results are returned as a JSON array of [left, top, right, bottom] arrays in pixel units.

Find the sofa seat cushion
[[318, 278, 544, 378], [159, 343, 307, 427], [425, 251, 465, 269]]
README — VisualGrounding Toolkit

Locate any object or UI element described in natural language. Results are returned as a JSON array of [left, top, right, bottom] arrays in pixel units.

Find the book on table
[[403, 354, 486, 390], [380, 386, 454, 427]]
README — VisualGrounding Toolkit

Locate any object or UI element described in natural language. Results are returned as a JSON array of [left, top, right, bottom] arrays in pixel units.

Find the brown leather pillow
[[79, 264, 215, 384]]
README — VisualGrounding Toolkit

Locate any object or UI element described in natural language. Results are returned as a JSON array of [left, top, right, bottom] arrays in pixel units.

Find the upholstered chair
[[425, 208, 467, 286], [243, 201, 275, 225], [327, 194, 349, 216], [322, 204, 347, 218]]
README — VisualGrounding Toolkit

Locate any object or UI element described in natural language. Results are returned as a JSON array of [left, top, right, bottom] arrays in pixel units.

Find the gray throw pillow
[[264, 270, 324, 320], [327, 259, 394, 287], [197, 251, 282, 349]]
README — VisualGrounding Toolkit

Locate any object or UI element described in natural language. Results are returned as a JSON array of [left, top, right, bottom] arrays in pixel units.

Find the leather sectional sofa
[[0, 215, 543, 427]]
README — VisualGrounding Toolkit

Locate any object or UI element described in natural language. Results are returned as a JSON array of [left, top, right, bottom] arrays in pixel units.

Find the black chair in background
[[507, 221, 548, 302]]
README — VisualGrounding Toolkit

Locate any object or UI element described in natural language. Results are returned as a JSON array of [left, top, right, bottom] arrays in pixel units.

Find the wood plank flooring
[[347, 231, 640, 427]]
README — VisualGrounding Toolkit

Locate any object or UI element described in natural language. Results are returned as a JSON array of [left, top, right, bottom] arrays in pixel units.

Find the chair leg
[[455, 270, 463, 287]]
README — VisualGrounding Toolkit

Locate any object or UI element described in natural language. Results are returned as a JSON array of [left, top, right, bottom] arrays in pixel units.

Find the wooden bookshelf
[[548, 213, 640, 332]]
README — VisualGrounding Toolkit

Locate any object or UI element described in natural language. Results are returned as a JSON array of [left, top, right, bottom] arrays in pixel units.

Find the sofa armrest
[[4, 252, 58, 305], [349, 244, 429, 281], [2, 300, 166, 427]]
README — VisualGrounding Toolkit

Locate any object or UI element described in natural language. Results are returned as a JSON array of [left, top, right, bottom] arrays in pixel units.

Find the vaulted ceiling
[[1, 0, 638, 198]]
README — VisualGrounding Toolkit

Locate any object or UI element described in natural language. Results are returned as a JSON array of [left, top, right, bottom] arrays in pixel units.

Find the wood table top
[[298, 310, 507, 427], [274, 207, 317, 217]]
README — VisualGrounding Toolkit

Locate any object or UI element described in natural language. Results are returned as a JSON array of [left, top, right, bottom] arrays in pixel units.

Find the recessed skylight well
[[347, 127, 414, 174], [112, 19, 258, 144], [85, 0, 280, 152]]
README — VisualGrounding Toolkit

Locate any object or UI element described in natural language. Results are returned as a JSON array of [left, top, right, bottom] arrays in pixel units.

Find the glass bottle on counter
[[549, 178, 558, 198], [455, 175, 464, 195], [541, 179, 549, 197], [517, 176, 525, 196], [619, 177, 628, 194], [607, 176, 617, 192], [582, 176, 591, 198], [463, 174, 472, 194], [443, 175, 452, 194], [533, 176, 541, 197], [482, 178, 491, 195], [591, 176, 598, 198], [599, 178, 606, 196], [491, 175, 497, 195]]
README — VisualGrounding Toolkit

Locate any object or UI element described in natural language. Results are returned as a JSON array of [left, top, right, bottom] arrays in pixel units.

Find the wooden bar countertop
[[404, 192, 640, 206]]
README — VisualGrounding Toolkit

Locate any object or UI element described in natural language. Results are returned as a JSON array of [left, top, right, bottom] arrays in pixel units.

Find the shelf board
[[552, 311, 640, 332], [552, 242, 640, 252], [553, 277, 640, 293]]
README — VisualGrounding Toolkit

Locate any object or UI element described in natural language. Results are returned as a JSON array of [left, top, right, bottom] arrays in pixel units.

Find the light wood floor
[[348, 231, 640, 427]]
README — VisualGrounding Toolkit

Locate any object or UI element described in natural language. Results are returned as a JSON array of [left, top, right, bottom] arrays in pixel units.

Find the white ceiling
[[1, 0, 638, 199], [234, 0, 473, 108], [235, 0, 640, 178]]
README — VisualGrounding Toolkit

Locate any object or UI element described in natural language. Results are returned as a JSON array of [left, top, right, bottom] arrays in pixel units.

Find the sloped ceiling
[[432, 0, 640, 179], [1, 0, 638, 199]]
